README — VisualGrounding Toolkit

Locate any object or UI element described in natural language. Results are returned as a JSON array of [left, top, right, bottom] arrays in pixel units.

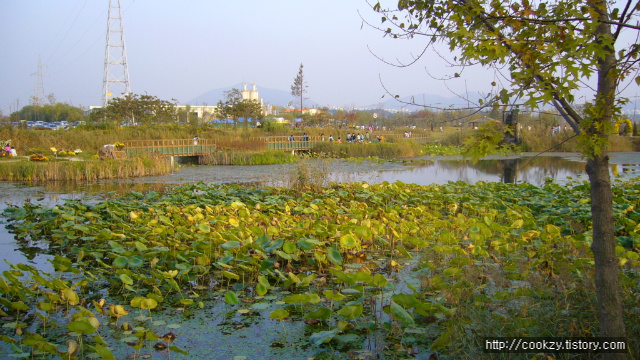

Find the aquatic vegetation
[[1, 180, 639, 358], [0, 155, 173, 181], [421, 144, 463, 156], [198, 149, 297, 165]]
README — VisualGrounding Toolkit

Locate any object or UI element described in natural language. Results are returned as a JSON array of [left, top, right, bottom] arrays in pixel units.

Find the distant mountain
[[189, 86, 640, 114], [188, 84, 315, 108]]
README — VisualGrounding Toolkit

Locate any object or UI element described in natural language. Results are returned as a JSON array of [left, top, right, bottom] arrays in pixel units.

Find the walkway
[[122, 139, 216, 157]]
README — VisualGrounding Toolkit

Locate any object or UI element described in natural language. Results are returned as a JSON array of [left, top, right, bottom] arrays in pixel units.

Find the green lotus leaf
[[128, 256, 144, 268], [224, 291, 239, 305], [309, 330, 340, 346], [306, 307, 332, 320], [327, 247, 343, 265], [140, 298, 158, 310], [337, 304, 363, 320], [339, 234, 359, 249], [390, 301, 414, 325], [112, 256, 129, 269], [269, 309, 289, 320], [256, 283, 268, 296], [283, 242, 297, 254], [283, 294, 310, 304], [119, 274, 134, 285], [68, 320, 96, 334]]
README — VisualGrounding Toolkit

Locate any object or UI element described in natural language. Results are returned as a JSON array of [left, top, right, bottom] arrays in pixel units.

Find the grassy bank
[[198, 150, 297, 165], [0, 155, 173, 181]]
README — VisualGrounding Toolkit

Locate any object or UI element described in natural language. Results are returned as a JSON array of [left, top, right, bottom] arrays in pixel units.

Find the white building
[[241, 83, 271, 116]]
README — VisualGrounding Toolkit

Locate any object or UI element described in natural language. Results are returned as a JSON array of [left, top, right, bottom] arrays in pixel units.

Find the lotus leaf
[[326, 247, 343, 265], [269, 309, 289, 320], [309, 330, 340, 346]]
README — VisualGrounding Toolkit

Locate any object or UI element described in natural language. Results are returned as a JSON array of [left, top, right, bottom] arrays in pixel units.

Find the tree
[[216, 88, 264, 129], [103, 93, 176, 126], [371, 0, 639, 356], [290, 63, 308, 114], [10, 102, 87, 123]]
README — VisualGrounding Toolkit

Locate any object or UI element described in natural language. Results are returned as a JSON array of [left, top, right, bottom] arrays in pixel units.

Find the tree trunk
[[588, 1, 628, 357], [586, 157, 627, 360]]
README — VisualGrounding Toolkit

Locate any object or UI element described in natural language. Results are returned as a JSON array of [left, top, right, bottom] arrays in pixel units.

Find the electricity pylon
[[102, 0, 131, 107], [31, 56, 46, 107]]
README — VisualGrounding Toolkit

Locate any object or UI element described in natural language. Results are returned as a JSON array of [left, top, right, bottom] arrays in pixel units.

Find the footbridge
[[122, 139, 217, 157]]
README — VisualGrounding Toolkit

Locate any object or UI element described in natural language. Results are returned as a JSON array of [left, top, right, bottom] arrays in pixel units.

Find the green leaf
[[130, 296, 145, 308], [283, 294, 310, 304], [222, 271, 240, 280], [323, 290, 345, 302], [269, 309, 289, 320], [309, 330, 340, 346], [337, 304, 363, 320], [221, 241, 241, 250], [372, 274, 388, 288], [119, 274, 134, 285], [169, 345, 189, 355], [430, 329, 451, 350], [224, 291, 239, 305], [128, 256, 144, 268], [283, 241, 297, 254], [327, 247, 343, 265], [339, 234, 359, 249], [305, 307, 332, 320], [112, 256, 129, 268], [390, 301, 414, 325], [68, 320, 96, 334], [256, 283, 268, 296], [140, 298, 158, 310], [94, 343, 117, 360]]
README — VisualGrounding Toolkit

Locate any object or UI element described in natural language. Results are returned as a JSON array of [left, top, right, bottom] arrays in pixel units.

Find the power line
[[45, 0, 89, 65]]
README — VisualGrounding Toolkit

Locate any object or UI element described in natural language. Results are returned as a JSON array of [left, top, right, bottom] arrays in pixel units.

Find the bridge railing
[[250, 133, 433, 150], [122, 138, 216, 156]]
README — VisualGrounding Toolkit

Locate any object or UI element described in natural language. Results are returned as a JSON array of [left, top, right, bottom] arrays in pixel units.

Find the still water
[[1, 152, 639, 273]]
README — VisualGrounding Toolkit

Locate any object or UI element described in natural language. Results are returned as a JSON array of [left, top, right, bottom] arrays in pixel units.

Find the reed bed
[[198, 150, 297, 165], [312, 141, 422, 159], [519, 129, 637, 152], [0, 155, 172, 181]]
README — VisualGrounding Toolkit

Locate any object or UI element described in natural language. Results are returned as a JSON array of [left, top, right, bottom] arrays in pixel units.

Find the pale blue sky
[[1, 1, 637, 115], [0, 0, 496, 113]]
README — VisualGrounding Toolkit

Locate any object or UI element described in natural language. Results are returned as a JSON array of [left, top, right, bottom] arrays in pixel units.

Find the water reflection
[[372, 155, 590, 186]]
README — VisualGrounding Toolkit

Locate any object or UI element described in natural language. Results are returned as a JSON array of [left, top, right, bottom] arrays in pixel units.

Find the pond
[[0, 152, 639, 359], [1, 152, 640, 274]]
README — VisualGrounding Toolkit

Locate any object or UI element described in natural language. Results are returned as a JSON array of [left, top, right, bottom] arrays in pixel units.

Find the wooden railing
[[122, 138, 216, 157], [119, 133, 434, 156], [250, 133, 433, 151]]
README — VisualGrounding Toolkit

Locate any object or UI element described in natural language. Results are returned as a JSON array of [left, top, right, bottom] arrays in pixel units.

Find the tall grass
[[198, 150, 297, 165], [280, 160, 331, 195], [519, 129, 636, 152], [0, 155, 172, 181], [312, 141, 422, 159]]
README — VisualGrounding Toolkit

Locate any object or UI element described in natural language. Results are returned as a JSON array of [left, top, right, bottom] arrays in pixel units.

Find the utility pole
[[102, 0, 131, 108]]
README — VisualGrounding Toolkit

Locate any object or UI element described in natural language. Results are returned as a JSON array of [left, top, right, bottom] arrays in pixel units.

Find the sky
[[1, 1, 638, 115]]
